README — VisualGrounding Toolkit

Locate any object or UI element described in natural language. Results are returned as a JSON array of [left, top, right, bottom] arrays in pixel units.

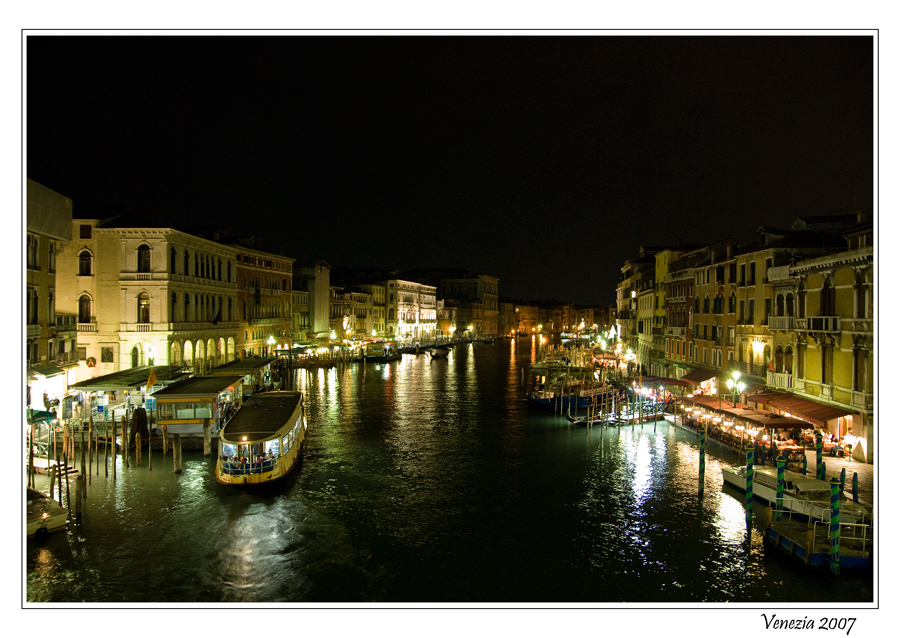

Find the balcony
[[666, 326, 686, 336], [78, 322, 97, 332], [27, 324, 41, 338], [799, 316, 840, 333], [57, 351, 79, 365], [768, 315, 795, 331], [767, 370, 794, 390]]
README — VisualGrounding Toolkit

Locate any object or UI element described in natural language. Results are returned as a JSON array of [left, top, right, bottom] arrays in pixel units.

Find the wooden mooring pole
[[173, 434, 183, 473], [203, 418, 211, 456]]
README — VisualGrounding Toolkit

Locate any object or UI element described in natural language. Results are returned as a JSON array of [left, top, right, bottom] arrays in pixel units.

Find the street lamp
[[267, 335, 275, 356], [726, 370, 746, 407]]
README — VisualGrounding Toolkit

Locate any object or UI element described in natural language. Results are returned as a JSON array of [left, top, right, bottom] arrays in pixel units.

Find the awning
[[765, 395, 856, 428], [26, 409, 56, 424], [679, 368, 718, 385], [30, 365, 65, 379], [629, 375, 691, 388], [746, 390, 792, 406]]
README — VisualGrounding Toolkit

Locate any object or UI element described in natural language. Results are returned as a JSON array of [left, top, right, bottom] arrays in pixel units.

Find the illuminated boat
[[721, 465, 870, 524], [428, 347, 450, 358], [26, 488, 68, 537], [215, 390, 308, 486]]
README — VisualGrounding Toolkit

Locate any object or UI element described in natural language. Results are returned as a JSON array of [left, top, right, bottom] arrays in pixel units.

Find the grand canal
[[25, 338, 874, 604]]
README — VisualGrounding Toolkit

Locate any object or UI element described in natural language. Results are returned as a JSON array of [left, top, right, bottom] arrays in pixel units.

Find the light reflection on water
[[25, 341, 872, 603]]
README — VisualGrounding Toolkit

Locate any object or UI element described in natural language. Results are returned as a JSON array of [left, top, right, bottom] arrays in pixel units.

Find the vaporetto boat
[[721, 464, 870, 524], [215, 390, 308, 486]]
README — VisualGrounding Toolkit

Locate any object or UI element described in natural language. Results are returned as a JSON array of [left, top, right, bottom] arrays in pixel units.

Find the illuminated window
[[137, 244, 151, 273]]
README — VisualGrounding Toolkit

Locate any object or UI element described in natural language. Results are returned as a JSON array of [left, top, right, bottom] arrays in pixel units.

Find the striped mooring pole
[[852, 472, 859, 503], [745, 444, 754, 527], [699, 425, 706, 495], [816, 432, 825, 480], [840, 467, 847, 494], [775, 453, 786, 522], [829, 475, 841, 576]]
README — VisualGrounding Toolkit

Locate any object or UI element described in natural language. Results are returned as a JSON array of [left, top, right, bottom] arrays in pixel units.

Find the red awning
[[765, 395, 856, 428], [679, 368, 718, 385], [746, 390, 792, 406]]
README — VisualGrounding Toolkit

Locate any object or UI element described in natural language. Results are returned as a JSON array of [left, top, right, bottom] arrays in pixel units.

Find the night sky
[[26, 34, 874, 305]]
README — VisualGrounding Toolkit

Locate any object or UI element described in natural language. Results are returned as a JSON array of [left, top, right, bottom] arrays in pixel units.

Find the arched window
[[217, 259, 222, 281], [171, 292, 177, 321], [137, 244, 151, 273], [784, 346, 794, 374], [389, 308, 395, 320], [786, 292, 795, 317], [195, 253, 200, 277], [78, 295, 92, 323], [78, 251, 92, 276], [185, 293, 191, 321], [245, 330, 249, 342], [170, 248, 177, 273], [137, 293, 150, 323], [48, 244, 56, 273], [228, 297, 232, 321], [132, 346, 139, 368], [184, 250, 190, 276], [227, 261, 232, 282], [703, 295, 710, 313]]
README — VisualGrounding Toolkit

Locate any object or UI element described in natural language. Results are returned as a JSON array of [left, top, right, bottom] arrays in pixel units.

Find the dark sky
[[26, 34, 874, 305]]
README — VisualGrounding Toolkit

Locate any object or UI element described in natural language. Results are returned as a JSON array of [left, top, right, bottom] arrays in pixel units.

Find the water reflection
[[26, 340, 872, 603]]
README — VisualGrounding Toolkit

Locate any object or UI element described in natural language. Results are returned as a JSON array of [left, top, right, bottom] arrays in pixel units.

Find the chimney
[[726, 244, 733, 259]]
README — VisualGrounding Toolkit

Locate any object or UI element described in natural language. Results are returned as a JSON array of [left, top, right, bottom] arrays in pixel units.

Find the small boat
[[528, 385, 614, 409], [721, 465, 870, 524], [565, 413, 610, 427], [216, 391, 308, 486], [26, 488, 68, 537], [428, 347, 450, 358]]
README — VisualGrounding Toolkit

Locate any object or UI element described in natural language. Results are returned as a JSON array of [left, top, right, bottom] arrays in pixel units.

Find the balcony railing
[[27, 324, 41, 338], [78, 322, 97, 332], [767, 370, 794, 390], [799, 316, 841, 333], [57, 351, 78, 365], [666, 326, 686, 336], [768, 315, 794, 331]]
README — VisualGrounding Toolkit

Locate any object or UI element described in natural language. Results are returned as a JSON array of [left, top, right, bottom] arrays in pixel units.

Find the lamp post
[[267, 335, 275, 357], [726, 370, 746, 408]]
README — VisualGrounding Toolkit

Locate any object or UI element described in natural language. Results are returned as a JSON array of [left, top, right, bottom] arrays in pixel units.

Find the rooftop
[[220, 391, 304, 443]]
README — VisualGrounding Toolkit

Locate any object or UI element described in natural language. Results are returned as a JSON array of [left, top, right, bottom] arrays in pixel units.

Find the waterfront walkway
[[663, 414, 874, 506]]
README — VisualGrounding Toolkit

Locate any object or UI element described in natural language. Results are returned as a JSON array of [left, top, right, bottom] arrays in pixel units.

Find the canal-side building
[[358, 282, 387, 336], [616, 246, 661, 364], [54, 214, 240, 379], [764, 213, 874, 461], [385, 278, 438, 342], [232, 241, 294, 357], [498, 301, 518, 337], [293, 260, 331, 340], [26, 180, 76, 414]]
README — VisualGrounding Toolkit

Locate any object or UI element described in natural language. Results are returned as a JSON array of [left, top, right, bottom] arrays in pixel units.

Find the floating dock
[[763, 506, 871, 571]]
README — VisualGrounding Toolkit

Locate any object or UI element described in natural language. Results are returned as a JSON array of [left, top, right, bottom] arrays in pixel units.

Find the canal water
[[24, 339, 874, 604]]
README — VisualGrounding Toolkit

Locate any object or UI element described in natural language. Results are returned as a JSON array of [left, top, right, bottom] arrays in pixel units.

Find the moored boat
[[215, 390, 308, 486], [721, 465, 870, 524], [428, 347, 450, 358], [26, 488, 68, 537]]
